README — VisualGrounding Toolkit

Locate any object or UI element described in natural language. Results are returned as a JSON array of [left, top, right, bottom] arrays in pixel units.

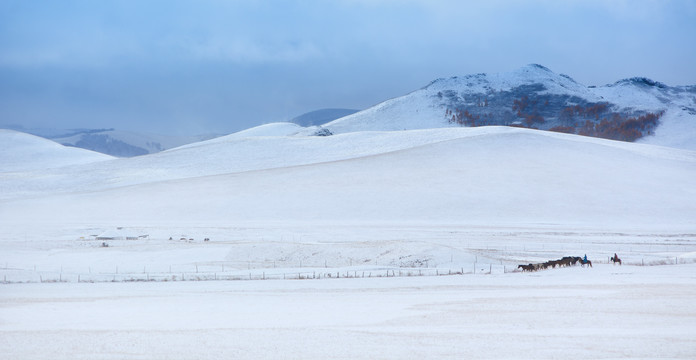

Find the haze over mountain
[[290, 108, 359, 127], [0, 129, 114, 172], [0, 125, 219, 157]]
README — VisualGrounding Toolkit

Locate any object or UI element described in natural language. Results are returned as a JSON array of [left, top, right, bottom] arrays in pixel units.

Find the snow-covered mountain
[[290, 108, 359, 127], [323, 64, 696, 150], [0, 129, 114, 172], [0, 125, 219, 157]]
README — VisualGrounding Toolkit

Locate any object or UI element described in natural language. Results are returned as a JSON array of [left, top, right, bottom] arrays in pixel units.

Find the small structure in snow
[[96, 228, 148, 241]]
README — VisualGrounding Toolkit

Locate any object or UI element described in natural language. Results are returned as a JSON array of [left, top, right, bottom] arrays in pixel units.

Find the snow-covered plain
[[2, 267, 695, 360], [1, 125, 696, 359]]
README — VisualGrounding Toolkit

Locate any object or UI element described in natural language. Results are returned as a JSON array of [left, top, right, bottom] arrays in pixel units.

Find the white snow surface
[[2, 122, 696, 359], [2, 266, 695, 359], [2, 126, 695, 231], [0, 129, 114, 172]]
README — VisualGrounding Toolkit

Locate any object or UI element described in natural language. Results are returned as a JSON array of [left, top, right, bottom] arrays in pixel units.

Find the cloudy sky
[[1, 0, 695, 135]]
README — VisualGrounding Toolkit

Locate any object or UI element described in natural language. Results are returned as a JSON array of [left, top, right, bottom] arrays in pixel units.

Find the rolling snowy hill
[[0, 125, 219, 157], [1, 126, 695, 235], [0, 129, 114, 172], [2, 96, 696, 360], [323, 64, 696, 150]]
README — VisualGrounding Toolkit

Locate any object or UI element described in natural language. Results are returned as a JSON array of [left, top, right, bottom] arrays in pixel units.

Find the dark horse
[[518, 264, 536, 272], [581, 259, 592, 268], [610, 254, 622, 265]]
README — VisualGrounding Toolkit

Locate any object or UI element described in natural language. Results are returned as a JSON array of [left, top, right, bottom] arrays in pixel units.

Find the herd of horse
[[518, 256, 588, 272], [518, 254, 622, 272]]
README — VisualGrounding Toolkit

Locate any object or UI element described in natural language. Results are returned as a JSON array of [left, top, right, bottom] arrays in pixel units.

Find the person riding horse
[[581, 254, 592, 267], [610, 253, 622, 265]]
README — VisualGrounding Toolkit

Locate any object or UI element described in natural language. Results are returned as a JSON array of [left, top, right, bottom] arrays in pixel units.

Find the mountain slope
[[323, 64, 696, 150], [0, 129, 114, 172], [0, 126, 529, 200], [0, 125, 219, 157], [2, 127, 695, 233], [52, 129, 218, 157]]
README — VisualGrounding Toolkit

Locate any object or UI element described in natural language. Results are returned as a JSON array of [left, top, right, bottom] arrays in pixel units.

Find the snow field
[[1, 263, 695, 359], [2, 123, 696, 358], [2, 225, 695, 284]]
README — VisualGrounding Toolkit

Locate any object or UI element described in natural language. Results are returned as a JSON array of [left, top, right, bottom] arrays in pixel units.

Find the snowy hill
[[0, 129, 114, 172], [323, 64, 696, 150], [52, 129, 219, 157], [1, 126, 695, 233], [0, 125, 218, 157], [2, 121, 696, 360]]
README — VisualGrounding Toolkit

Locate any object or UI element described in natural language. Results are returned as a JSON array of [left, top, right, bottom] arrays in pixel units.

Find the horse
[[610, 255, 622, 265], [581, 259, 592, 268], [518, 264, 536, 272]]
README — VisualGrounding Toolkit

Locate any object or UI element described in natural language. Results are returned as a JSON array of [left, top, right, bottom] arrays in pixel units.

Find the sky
[[1, 0, 695, 135]]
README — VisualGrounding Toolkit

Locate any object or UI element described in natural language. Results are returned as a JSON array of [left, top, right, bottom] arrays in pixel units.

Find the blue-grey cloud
[[1, 0, 694, 135]]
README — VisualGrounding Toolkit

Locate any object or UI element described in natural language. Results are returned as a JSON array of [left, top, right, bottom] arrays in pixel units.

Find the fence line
[[1, 264, 518, 284], [2, 255, 694, 284]]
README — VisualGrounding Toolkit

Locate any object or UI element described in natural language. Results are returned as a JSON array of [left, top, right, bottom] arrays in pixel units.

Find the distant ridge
[[290, 108, 359, 127], [323, 64, 696, 150], [0, 129, 114, 172], [0, 125, 219, 158]]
